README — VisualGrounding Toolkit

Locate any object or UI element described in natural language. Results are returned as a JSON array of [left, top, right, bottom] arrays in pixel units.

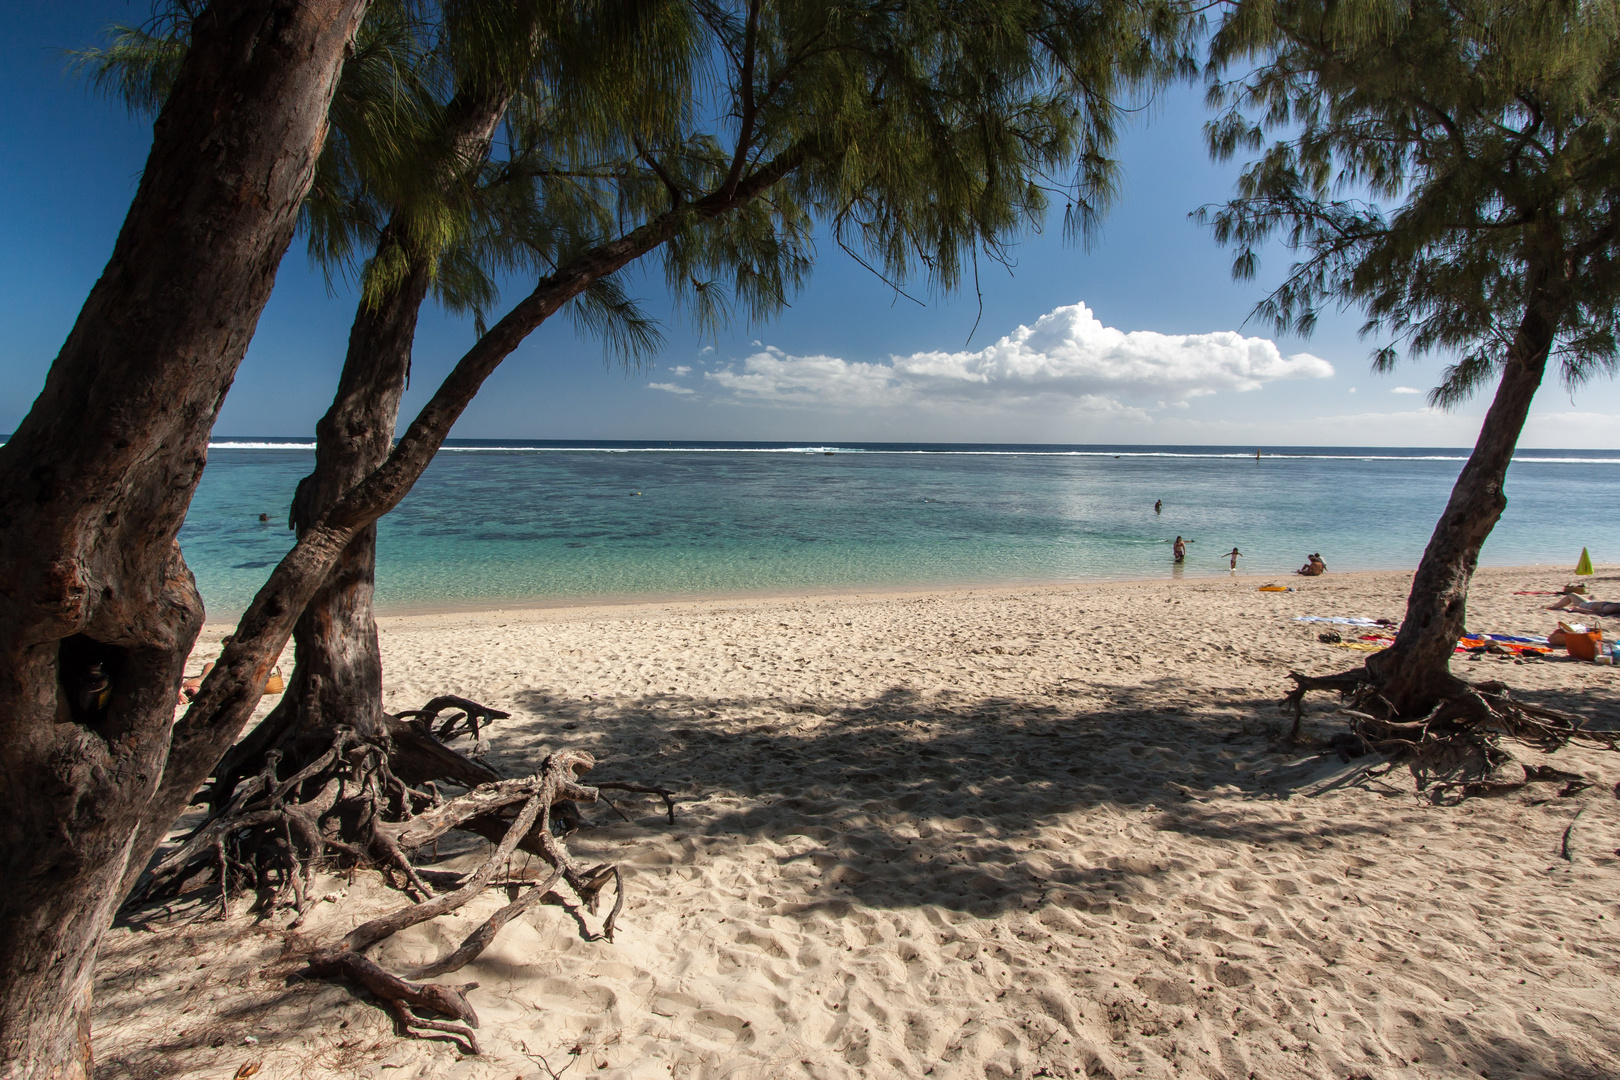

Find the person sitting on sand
[[1296, 553, 1326, 576], [1224, 547, 1242, 570], [1545, 594, 1620, 616], [1173, 536, 1186, 563]]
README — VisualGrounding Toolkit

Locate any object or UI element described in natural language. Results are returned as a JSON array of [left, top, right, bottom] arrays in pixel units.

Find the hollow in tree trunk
[[0, 2, 366, 1076]]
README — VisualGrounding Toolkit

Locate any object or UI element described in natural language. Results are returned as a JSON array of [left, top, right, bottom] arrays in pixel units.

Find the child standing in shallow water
[[1224, 547, 1242, 570], [1173, 536, 1186, 563]]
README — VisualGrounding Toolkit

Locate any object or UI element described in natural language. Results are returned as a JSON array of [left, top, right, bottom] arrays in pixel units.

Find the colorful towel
[[1327, 632, 1549, 656], [1456, 635, 1549, 655]]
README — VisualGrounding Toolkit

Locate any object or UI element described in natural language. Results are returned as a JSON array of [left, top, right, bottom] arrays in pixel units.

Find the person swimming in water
[[1173, 536, 1186, 563]]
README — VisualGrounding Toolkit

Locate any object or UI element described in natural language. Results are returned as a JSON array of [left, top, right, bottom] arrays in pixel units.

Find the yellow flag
[[1576, 547, 1594, 575]]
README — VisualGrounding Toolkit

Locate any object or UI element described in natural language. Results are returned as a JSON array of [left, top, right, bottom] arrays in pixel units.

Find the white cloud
[[703, 302, 1332, 413], [699, 345, 715, 356], [647, 382, 695, 395], [1391, 386, 1424, 394], [1348, 387, 1357, 393], [668, 365, 692, 376]]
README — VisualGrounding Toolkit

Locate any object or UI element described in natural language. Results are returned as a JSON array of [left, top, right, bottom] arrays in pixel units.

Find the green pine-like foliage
[[1203, 0, 1620, 406], [73, 0, 1195, 365]]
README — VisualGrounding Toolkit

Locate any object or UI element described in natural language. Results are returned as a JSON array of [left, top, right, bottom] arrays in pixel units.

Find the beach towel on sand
[[1326, 631, 1549, 656]]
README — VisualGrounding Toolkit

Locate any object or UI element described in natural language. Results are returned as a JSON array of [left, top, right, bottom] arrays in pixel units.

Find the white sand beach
[[95, 566, 1620, 1080]]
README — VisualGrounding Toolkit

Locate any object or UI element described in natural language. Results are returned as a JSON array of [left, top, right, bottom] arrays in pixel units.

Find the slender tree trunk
[[277, 225, 433, 742], [123, 148, 808, 899], [0, 2, 366, 1076], [1366, 293, 1557, 717], [222, 91, 514, 790], [213, 230, 427, 796]]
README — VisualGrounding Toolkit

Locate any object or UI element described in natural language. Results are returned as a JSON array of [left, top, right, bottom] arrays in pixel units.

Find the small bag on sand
[[1557, 621, 1603, 661]]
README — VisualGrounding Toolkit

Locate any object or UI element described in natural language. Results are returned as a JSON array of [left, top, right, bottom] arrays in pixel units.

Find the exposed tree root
[[126, 697, 673, 1055], [393, 695, 511, 747], [1282, 665, 1620, 799]]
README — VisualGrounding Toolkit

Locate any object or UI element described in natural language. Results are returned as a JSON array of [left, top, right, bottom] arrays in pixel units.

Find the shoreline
[[199, 560, 1610, 630]]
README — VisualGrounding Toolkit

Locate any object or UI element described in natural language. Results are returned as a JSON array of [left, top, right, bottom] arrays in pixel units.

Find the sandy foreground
[[95, 566, 1620, 1080]]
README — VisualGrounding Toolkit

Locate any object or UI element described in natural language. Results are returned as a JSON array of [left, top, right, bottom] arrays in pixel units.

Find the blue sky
[[4, 2, 1617, 447]]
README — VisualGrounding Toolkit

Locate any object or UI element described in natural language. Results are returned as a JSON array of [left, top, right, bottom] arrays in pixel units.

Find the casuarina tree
[[1203, 0, 1620, 770], [114, 0, 1196, 1049], [0, 1, 370, 1076], [80, 1, 696, 804]]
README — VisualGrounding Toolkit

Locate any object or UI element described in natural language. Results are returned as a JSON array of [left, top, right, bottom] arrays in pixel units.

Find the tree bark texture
[[1366, 294, 1557, 716], [0, 2, 366, 1076], [277, 225, 433, 741], [267, 89, 514, 749], [125, 150, 809, 902]]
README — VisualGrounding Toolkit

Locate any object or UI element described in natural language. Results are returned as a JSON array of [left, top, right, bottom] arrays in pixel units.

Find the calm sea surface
[[182, 441, 1620, 617]]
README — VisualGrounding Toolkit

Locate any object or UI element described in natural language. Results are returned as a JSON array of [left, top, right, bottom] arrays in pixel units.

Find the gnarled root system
[[1282, 666, 1618, 799], [125, 698, 675, 1055]]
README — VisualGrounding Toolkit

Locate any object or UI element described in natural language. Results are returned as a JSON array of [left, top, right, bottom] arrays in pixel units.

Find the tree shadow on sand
[[504, 677, 1614, 916], [93, 675, 1620, 1079]]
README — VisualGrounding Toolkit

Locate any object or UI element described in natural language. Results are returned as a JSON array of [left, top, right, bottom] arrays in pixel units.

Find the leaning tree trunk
[[0, 2, 366, 1076], [122, 148, 808, 901], [1364, 297, 1557, 717], [268, 226, 431, 738], [216, 90, 514, 798]]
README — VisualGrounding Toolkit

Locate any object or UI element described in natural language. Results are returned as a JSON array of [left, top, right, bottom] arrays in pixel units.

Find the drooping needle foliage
[[1203, 0, 1620, 400], [1204, 0, 1620, 724]]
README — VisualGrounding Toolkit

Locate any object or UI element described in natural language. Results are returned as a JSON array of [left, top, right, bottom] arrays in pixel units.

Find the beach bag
[[1564, 628, 1603, 662], [264, 665, 285, 694]]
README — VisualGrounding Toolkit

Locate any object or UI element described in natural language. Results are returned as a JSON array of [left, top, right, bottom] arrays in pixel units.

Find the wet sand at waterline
[[97, 566, 1620, 1079]]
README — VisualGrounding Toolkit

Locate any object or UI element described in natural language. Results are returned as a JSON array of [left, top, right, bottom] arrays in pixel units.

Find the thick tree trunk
[[124, 149, 808, 901], [1366, 299, 1557, 717], [0, 2, 367, 1076]]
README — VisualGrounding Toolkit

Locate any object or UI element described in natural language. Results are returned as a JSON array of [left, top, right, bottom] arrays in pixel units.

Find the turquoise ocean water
[[182, 441, 1620, 618]]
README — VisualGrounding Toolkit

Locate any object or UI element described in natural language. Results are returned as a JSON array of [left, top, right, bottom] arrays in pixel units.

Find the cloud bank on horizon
[[659, 302, 1334, 414]]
